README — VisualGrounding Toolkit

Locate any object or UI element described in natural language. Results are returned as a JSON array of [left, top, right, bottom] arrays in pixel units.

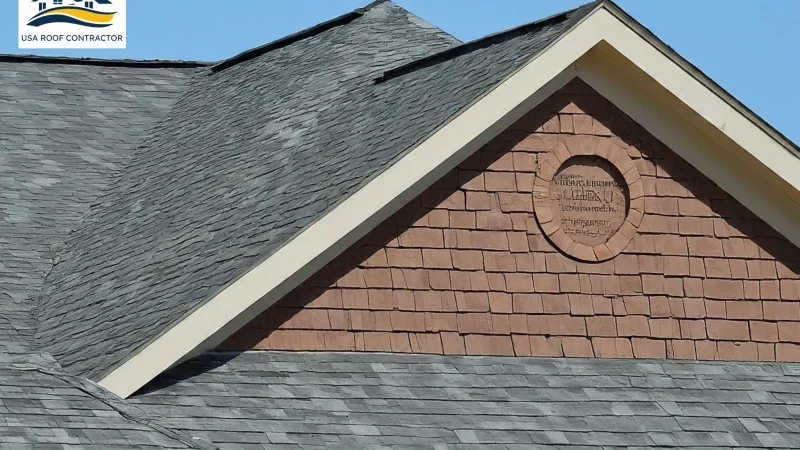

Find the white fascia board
[[576, 50, 800, 249], [574, 7, 800, 246], [98, 7, 603, 399], [595, 5, 800, 195], [99, 5, 800, 398]]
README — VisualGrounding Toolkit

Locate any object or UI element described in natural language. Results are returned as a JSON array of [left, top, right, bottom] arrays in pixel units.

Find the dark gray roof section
[[36, 0, 596, 381], [131, 351, 800, 449], [0, 59, 200, 357], [0, 351, 213, 449]]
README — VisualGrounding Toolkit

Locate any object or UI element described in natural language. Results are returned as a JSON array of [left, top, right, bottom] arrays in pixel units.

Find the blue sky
[[3, 0, 798, 144]]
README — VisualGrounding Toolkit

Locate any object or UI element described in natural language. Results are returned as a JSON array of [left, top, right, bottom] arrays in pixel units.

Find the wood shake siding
[[221, 79, 800, 362]]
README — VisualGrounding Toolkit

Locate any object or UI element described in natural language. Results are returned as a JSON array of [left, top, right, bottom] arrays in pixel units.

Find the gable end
[[222, 80, 800, 361]]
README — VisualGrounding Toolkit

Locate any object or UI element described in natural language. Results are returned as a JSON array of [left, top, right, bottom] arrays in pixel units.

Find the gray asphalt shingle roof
[[34, 0, 596, 381], [131, 351, 800, 449], [2, 1, 800, 448]]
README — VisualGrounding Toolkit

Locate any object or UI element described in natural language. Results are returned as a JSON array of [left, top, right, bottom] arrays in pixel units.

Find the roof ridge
[[211, 4, 373, 73], [0, 54, 211, 68], [211, 0, 402, 74], [374, 0, 602, 84]]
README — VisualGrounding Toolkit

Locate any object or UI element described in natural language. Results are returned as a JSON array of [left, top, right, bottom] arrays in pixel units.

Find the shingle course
[[0, 352, 212, 449], [125, 351, 800, 449]]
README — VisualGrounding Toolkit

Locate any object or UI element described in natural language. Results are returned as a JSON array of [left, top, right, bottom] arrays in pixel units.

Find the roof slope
[[36, 1, 596, 381], [0, 58, 201, 356], [131, 351, 800, 449]]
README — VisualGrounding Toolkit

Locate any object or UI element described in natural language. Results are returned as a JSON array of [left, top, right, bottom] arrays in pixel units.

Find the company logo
[[19, 0, 127, 49]]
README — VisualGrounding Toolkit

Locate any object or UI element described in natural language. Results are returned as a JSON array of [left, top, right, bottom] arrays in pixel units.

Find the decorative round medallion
[[549, 156, 628, 246], [533, 136, 643, 262]]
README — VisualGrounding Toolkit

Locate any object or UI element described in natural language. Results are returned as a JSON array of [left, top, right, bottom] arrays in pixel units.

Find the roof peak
[[356, 0, 392, 13], [0, 53, 210, 68]]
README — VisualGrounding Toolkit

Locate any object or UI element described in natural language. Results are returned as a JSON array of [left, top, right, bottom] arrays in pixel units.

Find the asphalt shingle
[[0, 351, 213, 449], [0, 58, 201, 355], [129, 351, 800, 449], [0, 40, 207, 450]]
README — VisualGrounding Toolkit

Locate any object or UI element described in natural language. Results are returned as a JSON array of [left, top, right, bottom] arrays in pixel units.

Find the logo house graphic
[[19, 0, 127, 49]]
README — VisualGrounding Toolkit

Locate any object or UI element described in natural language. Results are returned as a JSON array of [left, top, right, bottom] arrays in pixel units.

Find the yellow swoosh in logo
[[28, 6, 116, 28]]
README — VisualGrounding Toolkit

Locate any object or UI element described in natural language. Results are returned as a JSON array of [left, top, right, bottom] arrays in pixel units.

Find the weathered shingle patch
[[36, 0, 595, 382], [130, 351, 800, 449]]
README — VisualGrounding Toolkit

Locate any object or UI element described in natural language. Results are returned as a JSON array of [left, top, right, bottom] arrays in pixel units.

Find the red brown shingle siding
[[220, 79, 800, 362]]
